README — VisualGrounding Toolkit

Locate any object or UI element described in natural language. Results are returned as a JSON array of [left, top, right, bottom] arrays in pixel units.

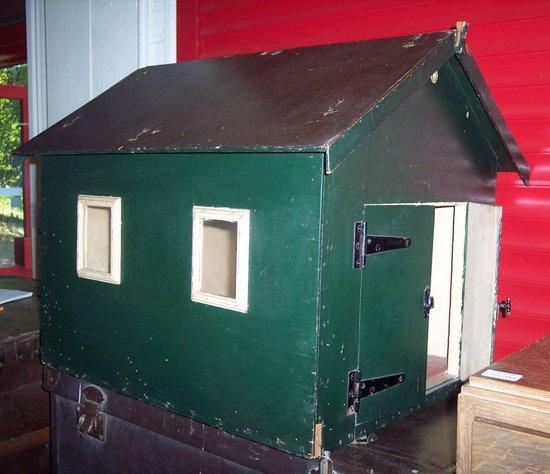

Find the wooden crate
[[457, 336, 550, 473]]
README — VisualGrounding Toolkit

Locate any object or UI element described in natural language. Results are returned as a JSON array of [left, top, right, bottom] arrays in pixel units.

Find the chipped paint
[[62, 115, 81, 128], [402, 33, 423, 49], [127, 128, 151, 142], [322, 99, 344, 116]]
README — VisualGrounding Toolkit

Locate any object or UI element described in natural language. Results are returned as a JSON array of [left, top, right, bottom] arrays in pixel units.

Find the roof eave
[[323, 26, 530, 184], [11, 145, 328, 166], [323, 31, 456, 174], [12, 26, 530, 185], [455, 48, 530, 185]]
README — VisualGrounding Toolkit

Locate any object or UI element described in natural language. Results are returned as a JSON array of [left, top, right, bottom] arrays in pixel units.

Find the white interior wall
[[447, 204, 467, 377], [89, 0, 139, 103], [427, 206, 455, 358], [25, 0, 177, 274], [426, 204, 467, 390]]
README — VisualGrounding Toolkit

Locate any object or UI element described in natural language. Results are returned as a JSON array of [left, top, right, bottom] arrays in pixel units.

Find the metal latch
[[454, 21, 469, 54], [498, 297, 512, 317], [423, 287, 434, 318], [76, 385, 107, 442], [320, 451, 333, 474], [347, 370, 405, 414], [353, 221, 412, 269]]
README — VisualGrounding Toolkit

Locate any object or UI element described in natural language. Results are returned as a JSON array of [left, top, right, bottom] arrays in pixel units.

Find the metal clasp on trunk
[[76, 385, 107, 442]]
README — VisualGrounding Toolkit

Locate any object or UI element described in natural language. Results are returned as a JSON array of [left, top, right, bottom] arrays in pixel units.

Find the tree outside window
[[0, 65, 27, 267]]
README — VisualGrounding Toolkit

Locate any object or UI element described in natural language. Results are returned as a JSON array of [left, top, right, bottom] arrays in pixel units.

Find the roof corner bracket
[[454, 21, 469, 54], [324, 149, 333, 175]]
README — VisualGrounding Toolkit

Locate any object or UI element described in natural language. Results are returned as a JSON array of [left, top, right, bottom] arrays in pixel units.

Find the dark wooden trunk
[[45, 368, 321, 473], [0, 277, 50, 473], [45, 367, 458, 473]]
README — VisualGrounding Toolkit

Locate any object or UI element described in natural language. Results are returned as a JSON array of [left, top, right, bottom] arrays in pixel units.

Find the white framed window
[[76, 195, 122, 284], [191, 206, 250, 313]]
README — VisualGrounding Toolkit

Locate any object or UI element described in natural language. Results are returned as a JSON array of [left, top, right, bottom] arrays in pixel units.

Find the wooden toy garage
[[13, 25, 529, 471]]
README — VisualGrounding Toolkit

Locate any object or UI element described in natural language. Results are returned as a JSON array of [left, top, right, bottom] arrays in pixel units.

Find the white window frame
[[191, 206, 250, 313], [76, 195, 122, 284]]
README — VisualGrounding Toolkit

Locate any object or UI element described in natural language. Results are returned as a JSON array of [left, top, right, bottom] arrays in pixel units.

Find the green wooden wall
[[317, 58, 500, 450], [41, 151, 324, 456]]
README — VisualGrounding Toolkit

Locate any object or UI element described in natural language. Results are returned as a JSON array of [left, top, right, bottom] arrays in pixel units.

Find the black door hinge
[[353, 221, 367, 269], [347, 370, 405, 415], [353, 221, 412, 269]]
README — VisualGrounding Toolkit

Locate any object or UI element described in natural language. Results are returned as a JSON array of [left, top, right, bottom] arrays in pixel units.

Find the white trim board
[[191, 206, 250, 313], [459, 203, 502, 379], [76, 195, 122, 285]]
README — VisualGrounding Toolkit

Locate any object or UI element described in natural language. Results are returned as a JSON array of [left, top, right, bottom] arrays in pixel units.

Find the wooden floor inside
[[427, 354, 448, 380], [332, 395, 458, 473]]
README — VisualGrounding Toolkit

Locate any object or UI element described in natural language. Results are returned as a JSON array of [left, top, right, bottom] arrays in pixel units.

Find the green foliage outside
[[0, 64, 27, 187], [0, 196, 23, 238], [0, 65, 27, 246]]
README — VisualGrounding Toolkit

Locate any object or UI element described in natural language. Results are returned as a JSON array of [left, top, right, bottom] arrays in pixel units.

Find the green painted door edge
[[356, 204, 434, 436]]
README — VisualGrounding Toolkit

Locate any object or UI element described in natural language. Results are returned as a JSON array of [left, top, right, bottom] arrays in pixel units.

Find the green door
[[355, 204, 435, 434]]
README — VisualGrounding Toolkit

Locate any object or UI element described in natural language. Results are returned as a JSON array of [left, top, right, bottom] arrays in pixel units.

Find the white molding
[[25, 0, 48, 137], [459, 203, 502, 379], [25, 0, 48, 278], [191, 206, 250, 313], [76, 195, 122, 285], [138, 0, 177, 67]]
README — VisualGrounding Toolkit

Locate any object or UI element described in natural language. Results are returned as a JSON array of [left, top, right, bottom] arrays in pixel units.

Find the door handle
[[423, 287, 434, 318]]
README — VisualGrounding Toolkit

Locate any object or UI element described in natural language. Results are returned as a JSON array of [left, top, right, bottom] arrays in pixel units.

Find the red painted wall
[[177, 0, 550, 359]]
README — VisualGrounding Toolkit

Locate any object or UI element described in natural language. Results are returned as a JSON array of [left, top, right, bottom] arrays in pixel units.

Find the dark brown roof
[[13, 29, 529, 183]]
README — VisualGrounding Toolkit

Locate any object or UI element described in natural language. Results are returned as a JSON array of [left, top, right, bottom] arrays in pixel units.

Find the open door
[[354, 204, 435, 432]]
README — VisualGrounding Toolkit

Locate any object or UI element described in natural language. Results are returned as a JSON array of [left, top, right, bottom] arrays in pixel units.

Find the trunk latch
[[76, 384, 107, 442]]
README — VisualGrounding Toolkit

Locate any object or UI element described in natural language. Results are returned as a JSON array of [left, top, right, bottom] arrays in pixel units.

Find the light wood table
[[457, 336, 550, 473]]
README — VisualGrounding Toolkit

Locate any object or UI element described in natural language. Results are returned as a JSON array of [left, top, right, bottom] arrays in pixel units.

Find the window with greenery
[[0, 65, 27, 268]]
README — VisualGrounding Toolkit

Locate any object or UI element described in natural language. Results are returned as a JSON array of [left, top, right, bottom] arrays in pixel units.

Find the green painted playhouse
[[13, 27, 529, 459]]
